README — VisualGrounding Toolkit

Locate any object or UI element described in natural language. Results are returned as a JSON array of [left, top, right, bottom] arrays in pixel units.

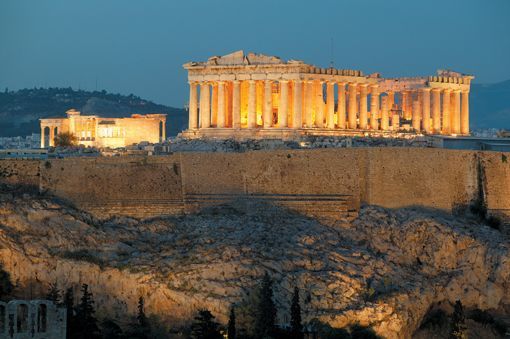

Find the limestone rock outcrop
[[0, 193, 508, 338]]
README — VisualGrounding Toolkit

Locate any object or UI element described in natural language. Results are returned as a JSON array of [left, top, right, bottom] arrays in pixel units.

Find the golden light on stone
[[182, 50, 473, 138]]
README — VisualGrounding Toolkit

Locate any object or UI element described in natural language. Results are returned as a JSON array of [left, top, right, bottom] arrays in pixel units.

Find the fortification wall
[[360, 148, 478, 211], [0, 149, 508, 222]]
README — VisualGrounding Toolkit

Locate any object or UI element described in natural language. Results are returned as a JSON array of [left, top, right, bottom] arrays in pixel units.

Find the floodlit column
[[304, 81, 313, 127], [199, 82, 211, 128], [315, 81, 324, 128], [326, 82, 335, 129], [40, 126, 45, 148], [188, 82, 198, 129], [452, 89, 461, 134], [278, 80, 289, 128], [461, 90, 470, 134], [381, 96, 389, 130], [431, 88, 441, 134], [442, 89, 451, 134], [49, 126, 55, 147], [401, 91, 408, 119], [370, 85, 379, 130], [263, 80, 272, 128], [387, 91, 395, 112], [392, 113, 400, 131], [359, 84, 368, 129], [292, 80, 303, 128], [337, 82, 346, 129], [247, 80, 257, 128], [412, 100, 421, 132], [232, 81, 241, 128], [421, 88, 431, 133], [347, 83, 358, 129], [211, 83, 218, 126], [217, 81, 226, 128]]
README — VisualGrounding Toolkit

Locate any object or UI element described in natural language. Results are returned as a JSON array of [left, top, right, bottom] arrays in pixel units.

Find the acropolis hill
[[181, 50, 473, 140]]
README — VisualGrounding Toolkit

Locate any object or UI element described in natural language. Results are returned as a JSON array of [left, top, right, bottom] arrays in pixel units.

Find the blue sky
[[1, 0, 509, 107]]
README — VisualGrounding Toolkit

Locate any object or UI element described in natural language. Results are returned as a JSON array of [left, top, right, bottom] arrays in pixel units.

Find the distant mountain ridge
[[0, 87, 187, 137], [0, 81, 509, 138]]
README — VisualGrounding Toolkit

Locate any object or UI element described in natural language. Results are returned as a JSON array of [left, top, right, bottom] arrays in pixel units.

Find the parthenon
[[181, 50, 473, 139]]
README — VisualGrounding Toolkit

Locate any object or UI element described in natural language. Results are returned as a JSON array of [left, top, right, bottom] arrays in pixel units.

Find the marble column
[[359, 84, 368, 129], [278, 80, 289, 128], [326, 82, 335, 129], [452, 89, 461, 134], [401, 91, 408, 119], [292, 80, 303, 129], [442, 89, 451, 134], [461, 90, 469, 135], [431, 88, 441, 134], [392, 113, 400, 131], [217, 81, 226, 128], [380, 96, 389, 130], [347, 83, 358, 129], [247, 80, 257, 128], [188, 82, 198, 129], [49, 126, 55, 147], [387, 91, 395, 113], [315, 81, 324, 128], [199, 82, 211, 128], [211, 83, 218, 126], [370, 85, 379, 130], [263, 80, 272, 128], [232, 81, 241, 128], [40, 126, 45, 148], [412, 100, 421, 132], [304, 81, 313, 128], [337, 82, 346, 129], [421, 88, 431, 133]]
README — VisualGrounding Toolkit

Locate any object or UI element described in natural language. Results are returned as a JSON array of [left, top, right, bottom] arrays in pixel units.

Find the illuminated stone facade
[[182, 50, 473, 139], [40, 109, 166, 148]]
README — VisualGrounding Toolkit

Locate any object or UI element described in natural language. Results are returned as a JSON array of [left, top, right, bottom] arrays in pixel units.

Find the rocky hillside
[[0, 87, 187, 137], [0, 191, 508, 338]]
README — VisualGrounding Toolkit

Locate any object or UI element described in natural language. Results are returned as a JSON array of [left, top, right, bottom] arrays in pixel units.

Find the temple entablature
[[182, 51, 474, 139]]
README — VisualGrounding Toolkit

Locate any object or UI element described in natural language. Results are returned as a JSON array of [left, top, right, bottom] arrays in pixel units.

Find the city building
[[181, 50, 473, 139], [40, 109, 167, 148]]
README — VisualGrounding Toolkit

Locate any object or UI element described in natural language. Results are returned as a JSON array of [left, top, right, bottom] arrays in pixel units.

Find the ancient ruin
[[181, 50, 473, 139], [0, 300, 66, 339], [39, 109, 166, 148]]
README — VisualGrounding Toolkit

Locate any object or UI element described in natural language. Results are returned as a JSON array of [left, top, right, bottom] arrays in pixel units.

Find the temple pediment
[[205, 50, 286, 66]]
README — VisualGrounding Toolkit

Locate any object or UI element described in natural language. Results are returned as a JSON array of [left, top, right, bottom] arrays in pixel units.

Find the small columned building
[[181, 50, 473, 139]]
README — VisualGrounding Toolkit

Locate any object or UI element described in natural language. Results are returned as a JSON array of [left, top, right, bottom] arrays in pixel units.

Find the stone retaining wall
[[0, 149, 508, 223]]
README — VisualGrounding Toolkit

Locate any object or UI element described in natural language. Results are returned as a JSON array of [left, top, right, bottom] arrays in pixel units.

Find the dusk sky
[[1, 0, 509, 108]]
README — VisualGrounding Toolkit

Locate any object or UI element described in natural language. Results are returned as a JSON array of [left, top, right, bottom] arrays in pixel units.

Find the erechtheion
[[40, 109, 166, 148], [182, 50, 473, 139]]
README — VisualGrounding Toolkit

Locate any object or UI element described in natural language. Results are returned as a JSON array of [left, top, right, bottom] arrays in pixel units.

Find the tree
[[127, 296, 151, 339], [228, 306, 236, 339], [190, 309, 222, 339], [290, 286, 303, 339], [75, 284, 100, 339], [254, 272, 277, 338], [54, 132, 77, 147], [450, 300, 467, 339], [46, 282, 61, 304], [64, 287, 75, 339], [0, 263, 13, 300]]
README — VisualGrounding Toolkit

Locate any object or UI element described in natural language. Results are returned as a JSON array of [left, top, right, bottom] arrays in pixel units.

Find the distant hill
[[470, 80, 510, 129], [0, 87, 187, 137], [0, 82, 509, 138]]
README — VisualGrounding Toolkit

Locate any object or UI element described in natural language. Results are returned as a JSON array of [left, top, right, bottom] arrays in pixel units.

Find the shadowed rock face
[[0, 193, 508, 338]]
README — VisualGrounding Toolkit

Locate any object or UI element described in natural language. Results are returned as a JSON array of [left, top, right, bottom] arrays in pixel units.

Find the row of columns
[[188, 80, 469, 134], [40, 125, 58, 148]]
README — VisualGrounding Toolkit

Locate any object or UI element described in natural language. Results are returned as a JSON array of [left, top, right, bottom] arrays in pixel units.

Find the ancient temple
[[181, 50, 473, 139], [40, 109, 166, 148]]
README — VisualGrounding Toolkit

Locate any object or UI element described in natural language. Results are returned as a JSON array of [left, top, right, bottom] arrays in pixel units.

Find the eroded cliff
[[0, 192, 508, 338]]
